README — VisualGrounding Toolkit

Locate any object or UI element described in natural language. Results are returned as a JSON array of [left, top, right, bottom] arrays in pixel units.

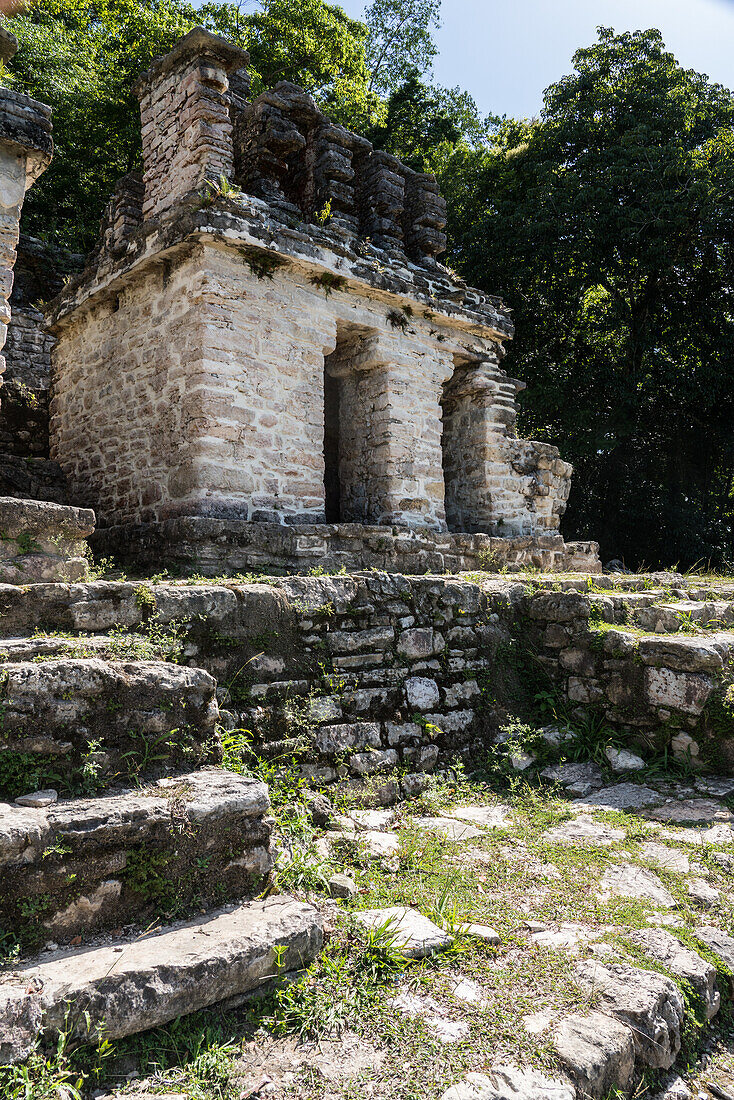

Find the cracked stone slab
[[442, 1068, 575, 1100], [440, 1064, 576, 1100], [413, 816, 484, 841], [599, 863, 676, 908], [544, 815, 624, 846], [686, 878, 720, 907], [449, 804, 512, 828], [352, 906, 452, 958], [529, 924, 594, 954], [645, 799, 733, 825], [540, 761, 604, 797], [0, 897, 322, 1064], [576, 783, 665, 812], [629, 928, 720, 1020], [574, 960, 684, 1069], [554, 1011, 635, 1099], [695, 777, 734, 798], [696, 925, 734, 973], [638, 842, 690, 874]]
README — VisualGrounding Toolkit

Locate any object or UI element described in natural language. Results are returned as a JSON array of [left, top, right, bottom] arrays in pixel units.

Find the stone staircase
[[0, 590, 323, 1064]]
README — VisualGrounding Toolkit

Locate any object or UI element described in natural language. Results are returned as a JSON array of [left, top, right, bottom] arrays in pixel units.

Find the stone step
[[0, 658, 219, 799], [0, 632, 177, 661], [631, 599, 734, 633], [0, 895, 323, 1065], [0, 767, 272, 952]]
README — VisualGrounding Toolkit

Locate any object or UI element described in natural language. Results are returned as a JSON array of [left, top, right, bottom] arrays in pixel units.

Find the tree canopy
[[447, 27, 734, 568]]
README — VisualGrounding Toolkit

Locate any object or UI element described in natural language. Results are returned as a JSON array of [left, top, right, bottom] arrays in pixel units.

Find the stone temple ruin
[[4, 26, 734, 1099], [35, 26, 599, 576]]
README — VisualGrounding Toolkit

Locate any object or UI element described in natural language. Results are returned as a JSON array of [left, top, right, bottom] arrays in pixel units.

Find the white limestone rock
[[352, 906, 452, 958], [544, 815, 624, 847], [696, 925, 734, 973], [686, 877, 720, 908], [450, 804, 512, 828], [599, 863, 676, 908], [574, 960, 684, 1069], [639, 842, 690, 874], [14, 789, 58, 808], [441, 1067, 575, 1100], [605, 746, 646, 772], [405, 676, 440, 710], [553, 1011, 635, 1099], [628, 928, 720, 1020]]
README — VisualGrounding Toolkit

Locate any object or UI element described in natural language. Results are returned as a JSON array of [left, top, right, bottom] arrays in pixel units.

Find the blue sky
[[334, 0, 734, 119]]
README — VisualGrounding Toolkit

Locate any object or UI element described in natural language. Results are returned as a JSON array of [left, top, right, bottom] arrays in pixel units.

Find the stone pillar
[[133, 27, 249, 221], [0, 30, 95, 582], [441, 355, 572, 536], [326, 328, 452, 531], [0, 32, 52, 396]]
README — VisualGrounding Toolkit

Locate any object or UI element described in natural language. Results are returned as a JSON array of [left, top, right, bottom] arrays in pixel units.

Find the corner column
[[0, 43, 52, 392]]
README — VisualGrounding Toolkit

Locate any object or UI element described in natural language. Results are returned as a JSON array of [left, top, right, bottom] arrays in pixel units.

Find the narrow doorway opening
[[324, 366, 341, 523], [323, 325, 375, 524]]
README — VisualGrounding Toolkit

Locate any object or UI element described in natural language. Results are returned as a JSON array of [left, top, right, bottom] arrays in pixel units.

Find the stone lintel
[[0, 88, 53, 186], [132, 26, 249, 98], [46, 202, 514, 343]]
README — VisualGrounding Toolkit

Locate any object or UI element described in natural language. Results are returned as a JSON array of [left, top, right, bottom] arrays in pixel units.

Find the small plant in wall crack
[[199, 173, 243, 208], [310, 272, 348, 297], [237, 246, 287, 281], [387, 307, 414, 332]]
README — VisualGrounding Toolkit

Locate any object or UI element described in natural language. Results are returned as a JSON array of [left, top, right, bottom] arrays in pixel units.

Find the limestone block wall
[[50, 249, 211, 524], [522, 586, 734, 771], [326, 327, 452, 529], [51, 245, 457, 531]]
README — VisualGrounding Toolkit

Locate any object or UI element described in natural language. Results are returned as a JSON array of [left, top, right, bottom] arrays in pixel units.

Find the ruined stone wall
[[442, 360, 571, 537], [47, 26, 588, 567], [523, 583, 734, 771], [1, 235, 83, 457], [52, 245, 461, 531], [135, 31, 247, 221], [50, 251, 206, 523]]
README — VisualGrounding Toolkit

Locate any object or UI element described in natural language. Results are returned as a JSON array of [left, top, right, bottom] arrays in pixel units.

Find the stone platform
[[92, 516, 601, 576]]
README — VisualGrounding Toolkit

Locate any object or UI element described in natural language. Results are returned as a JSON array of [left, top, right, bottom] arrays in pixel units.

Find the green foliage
[[268, 914, 410, 1037], [5, 0, 380, 251], [448, 26, 734, 569], [0, 750, 61, 800], [364, 0, 440, 94]]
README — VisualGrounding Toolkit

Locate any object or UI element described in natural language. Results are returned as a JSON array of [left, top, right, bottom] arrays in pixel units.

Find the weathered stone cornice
[[132, 26, 249, 98], [48, 196, 514, 341]]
